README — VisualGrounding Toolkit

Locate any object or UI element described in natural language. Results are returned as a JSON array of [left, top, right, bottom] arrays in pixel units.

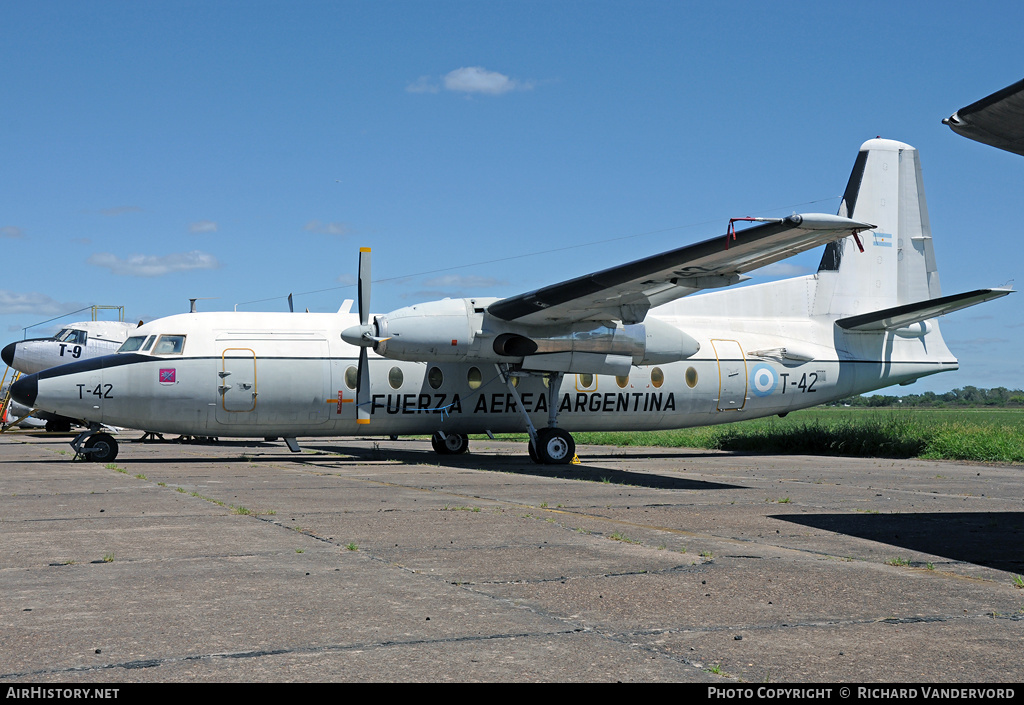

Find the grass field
[[492, 407, 1024, 463]]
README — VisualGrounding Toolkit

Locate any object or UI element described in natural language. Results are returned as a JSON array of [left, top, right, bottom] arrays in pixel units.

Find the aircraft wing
[[835, 288, 1014, 331], [487, 213, 872, 325], [943, 78, 1024, 156]]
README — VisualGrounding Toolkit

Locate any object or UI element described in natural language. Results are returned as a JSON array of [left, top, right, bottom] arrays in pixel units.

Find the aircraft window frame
[[59, 329, 88, 345], [344, 365, 358, 390], [577, 373, 596, 391], [388, 366, 404, 390], [615, 375, 630, 389], [152, 335, 187, 355], [141, 336, 156, 351], [118, 336, 148, 353], [467, 367, 482, 390], [427, 367, 443, 390], [685, 366, 698, 389], [651, 367, 665, 388]]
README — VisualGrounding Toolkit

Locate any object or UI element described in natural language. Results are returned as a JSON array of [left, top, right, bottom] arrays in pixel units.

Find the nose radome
[[10, 374, 38, 408], [1, 342, 16, 367]]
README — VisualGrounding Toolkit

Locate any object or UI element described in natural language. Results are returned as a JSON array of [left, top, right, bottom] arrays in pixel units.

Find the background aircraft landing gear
[[431, 431, 469, 455], [83, 433, 118, 463], [531, 427, 575, 465], [44, 417, 73, 433]]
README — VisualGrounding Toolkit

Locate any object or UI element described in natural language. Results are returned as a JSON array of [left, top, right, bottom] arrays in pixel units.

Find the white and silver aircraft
[[9, 139, 1013, 463], [2, 319, 140, 432], [2, 320, 140, 375]]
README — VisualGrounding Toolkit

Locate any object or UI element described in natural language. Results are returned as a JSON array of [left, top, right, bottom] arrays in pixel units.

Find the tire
[[431, 432, 469, 455], [84, 433, 119, 463], [536, 428, 575, 465], [528, 438, 541, 464]]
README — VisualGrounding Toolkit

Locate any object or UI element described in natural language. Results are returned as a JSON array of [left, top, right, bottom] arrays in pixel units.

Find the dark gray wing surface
[[944, 78, 1024, 156], [487, 213, 872, 326]]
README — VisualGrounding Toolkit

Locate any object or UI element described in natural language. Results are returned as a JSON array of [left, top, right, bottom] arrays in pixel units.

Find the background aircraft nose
[[10, 375, 38, 408], [1, 342, 15, 367]]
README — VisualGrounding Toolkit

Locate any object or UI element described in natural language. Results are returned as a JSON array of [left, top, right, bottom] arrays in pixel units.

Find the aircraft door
[[711, 339, 747, 411], [218, 348, 257, 420]]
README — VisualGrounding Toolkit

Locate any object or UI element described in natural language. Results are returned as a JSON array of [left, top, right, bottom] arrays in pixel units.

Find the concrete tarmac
[[1, 431, 1021, 683]]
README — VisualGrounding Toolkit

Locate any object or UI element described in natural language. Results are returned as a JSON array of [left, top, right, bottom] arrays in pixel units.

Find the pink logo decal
[[159, 368, 176, 384]]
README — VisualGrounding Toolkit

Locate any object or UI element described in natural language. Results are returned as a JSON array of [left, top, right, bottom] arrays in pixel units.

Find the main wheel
[[431, 431, 469, 455], [535, 428, 575, 465], [84, 433, 119, 463]]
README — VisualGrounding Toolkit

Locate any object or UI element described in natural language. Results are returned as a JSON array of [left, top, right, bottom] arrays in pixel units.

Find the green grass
[[485, 408, 1024, 463]]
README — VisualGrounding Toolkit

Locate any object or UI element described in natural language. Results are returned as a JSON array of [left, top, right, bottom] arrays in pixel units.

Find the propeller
[[341, 247, 376, 425]]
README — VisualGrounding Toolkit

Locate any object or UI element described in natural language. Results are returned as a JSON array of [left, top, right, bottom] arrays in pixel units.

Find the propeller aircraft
[[2, 318, 139, 432], [9, 139, 1013, 463]]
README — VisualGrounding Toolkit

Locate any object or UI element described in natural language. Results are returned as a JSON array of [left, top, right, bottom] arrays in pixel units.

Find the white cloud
[[0, 290, 85, 316], [304, 220, 350, 236], [408, 67, 531, 96], [758, 262, 812, 277], [189, 220, 218, 233], [423, 274, 506, 288], [1, 226, 25, 239], [406, 75, 440, 94], [87, 251, 222, 277], [443, 66, 528, 95]]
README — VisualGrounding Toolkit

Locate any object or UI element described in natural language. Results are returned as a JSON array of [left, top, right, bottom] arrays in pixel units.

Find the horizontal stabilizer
[[835, 287, 1013, 331]]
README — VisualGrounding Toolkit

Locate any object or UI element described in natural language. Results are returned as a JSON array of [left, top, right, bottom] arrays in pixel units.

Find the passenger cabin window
[[153, 335, 186, 355], [118, 336, 148, 353]]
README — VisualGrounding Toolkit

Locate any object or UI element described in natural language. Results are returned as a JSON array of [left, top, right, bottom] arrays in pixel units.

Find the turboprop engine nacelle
[[364, 298, 700, 374]]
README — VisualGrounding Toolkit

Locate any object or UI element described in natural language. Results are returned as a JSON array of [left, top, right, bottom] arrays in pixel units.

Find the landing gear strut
[[431, 431, 469, 455], [496, 364, 575, 465]]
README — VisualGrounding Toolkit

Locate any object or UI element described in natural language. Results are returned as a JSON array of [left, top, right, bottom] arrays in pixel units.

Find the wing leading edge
[[487, 213, 872, 326]]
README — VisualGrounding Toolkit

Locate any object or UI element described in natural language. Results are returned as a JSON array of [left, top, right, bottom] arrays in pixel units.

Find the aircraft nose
[[1, 342, 15, 368], [10, 374, 38, 408]]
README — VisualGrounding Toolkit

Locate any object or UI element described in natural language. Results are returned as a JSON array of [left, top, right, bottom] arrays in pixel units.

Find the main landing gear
[[528, 427, 576, 465], [498, 364, 576, 465]]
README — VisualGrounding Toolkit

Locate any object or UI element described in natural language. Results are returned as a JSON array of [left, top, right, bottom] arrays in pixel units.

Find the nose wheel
[[431, 431, 469, 455]]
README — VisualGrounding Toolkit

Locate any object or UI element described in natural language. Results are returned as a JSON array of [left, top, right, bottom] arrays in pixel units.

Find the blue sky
[[2, 1, 1021, 394]]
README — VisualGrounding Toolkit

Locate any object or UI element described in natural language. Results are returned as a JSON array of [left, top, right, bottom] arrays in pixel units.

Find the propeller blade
[[356, 346, 370, 425], [358, 247, 371, 327]]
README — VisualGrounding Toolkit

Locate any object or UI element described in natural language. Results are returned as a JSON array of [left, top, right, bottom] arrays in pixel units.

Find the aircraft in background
[[10, 139, 1013, 463], [2, 319, 139, 432], [943, 77, 1024, 155]]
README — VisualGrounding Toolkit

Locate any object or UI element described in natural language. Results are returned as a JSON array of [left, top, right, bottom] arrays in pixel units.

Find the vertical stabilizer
[[813, 139, 941, 317]]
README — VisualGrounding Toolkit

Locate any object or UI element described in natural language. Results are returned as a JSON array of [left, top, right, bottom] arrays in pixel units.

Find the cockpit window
[[58, 329, 88, 344], [141, 335, 155, 351], [118, 336, 148, 352], [153, 335, 186, 355]]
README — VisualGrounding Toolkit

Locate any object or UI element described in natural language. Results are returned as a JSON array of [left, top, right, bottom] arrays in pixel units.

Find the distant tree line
[[830, 386, 1024, 408]]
